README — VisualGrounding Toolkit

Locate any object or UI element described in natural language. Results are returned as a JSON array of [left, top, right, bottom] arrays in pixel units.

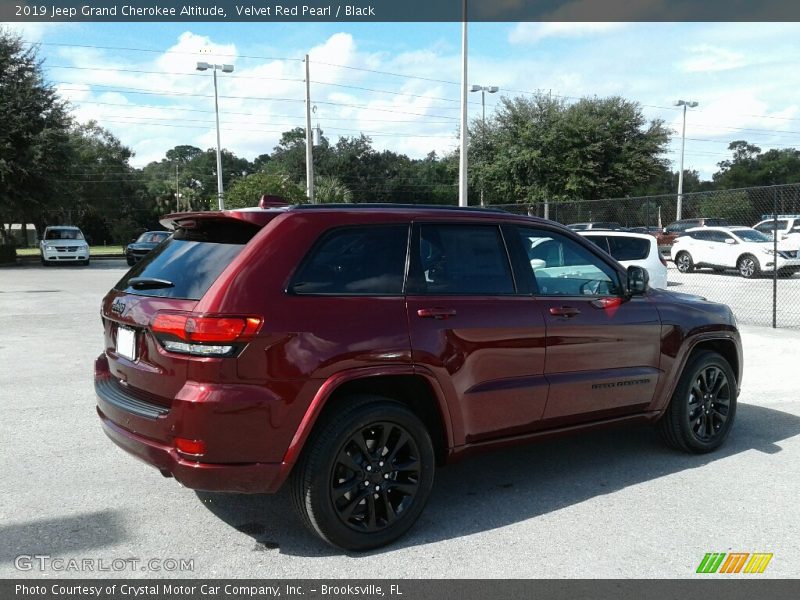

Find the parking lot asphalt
[[666, 263, 800, 328], [1, 260, 798, 578]]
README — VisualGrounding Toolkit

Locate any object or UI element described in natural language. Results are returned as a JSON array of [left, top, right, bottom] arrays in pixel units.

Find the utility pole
[[305, 54, 315, 203], [458, 1, 468, 207], [175, 163, 180, 212]]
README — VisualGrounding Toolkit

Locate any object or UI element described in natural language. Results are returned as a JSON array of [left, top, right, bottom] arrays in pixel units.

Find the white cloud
[[509, 22, 626, 45], [679, 45, 747, 73]]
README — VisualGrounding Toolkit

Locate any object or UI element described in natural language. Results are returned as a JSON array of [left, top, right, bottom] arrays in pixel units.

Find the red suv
[[95, 205, 742, 550]]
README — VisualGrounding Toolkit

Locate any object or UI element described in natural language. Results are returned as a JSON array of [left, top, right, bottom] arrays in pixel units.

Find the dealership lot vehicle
[[2, 262, 799, 577], [566, 221, 625, 231], [94, 205, 741, 550], [672, 226, 800, 278], [579, 230, 668, 289], [39, 225, 90, 266], [665, 218, 731, 235], [125, 230, 170, 266], [753, 216, 800, 254]]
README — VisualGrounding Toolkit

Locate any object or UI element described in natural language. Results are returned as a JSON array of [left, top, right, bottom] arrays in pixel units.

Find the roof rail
[[290, 203, 509, 214]]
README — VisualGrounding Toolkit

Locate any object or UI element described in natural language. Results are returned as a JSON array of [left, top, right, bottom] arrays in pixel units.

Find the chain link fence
[[496, 183, 800, 329]]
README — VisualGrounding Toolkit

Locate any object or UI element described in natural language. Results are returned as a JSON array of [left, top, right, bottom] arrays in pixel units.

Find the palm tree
[[315, 176, 353, 204]]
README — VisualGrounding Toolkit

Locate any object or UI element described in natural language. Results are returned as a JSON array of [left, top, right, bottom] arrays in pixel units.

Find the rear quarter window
[[289, 225, 410, 295], [115, 219, 259, 300], [607, 236, 650, 261]]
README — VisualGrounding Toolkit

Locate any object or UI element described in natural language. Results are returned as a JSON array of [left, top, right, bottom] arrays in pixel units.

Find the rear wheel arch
[[288, 372, 452, 471]]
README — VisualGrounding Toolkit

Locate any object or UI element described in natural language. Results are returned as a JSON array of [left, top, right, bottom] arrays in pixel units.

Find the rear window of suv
[[583, 235, 650, 261], [115, 219, 260, 300]]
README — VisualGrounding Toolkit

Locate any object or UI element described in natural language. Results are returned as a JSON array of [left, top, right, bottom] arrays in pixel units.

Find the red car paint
[[96, 205, 741, 493]]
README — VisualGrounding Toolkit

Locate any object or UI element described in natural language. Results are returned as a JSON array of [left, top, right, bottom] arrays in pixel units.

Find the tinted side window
[[290, 225, 409, 295], [517, 227, 621, 296], [707, 231, 730, 243], [607, 236, 650, 260], [408, 224, 514, 295], [691, 230, 711, 241], [754, 222, 774, 233], [582, 235, 610, 253]]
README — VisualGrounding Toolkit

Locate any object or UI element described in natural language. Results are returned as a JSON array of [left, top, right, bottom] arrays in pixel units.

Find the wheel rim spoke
[[386, 431, 410, 465], [331, 420, 421, 533], [375, 424, 392, 460], [386, 481, 418, 495], [339, 489, 370, 520], [686, 365, 730, 442], [332, 477, 360, 501], [392, 458, 420, 472]]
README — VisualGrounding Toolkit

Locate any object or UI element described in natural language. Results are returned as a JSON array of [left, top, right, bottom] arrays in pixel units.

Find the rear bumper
[[97, 407, 284, 493], [94, 353, 296, 493]]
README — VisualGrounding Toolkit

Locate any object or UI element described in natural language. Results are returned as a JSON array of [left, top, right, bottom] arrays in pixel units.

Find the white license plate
[[116, 327, 137, 361]]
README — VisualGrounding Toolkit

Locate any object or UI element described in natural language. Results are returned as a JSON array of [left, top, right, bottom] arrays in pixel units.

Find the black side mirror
[[627, 265, 649, 295]]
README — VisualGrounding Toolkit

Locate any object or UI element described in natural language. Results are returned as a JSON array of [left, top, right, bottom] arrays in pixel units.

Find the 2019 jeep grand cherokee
[[95, 205, 742, 550]]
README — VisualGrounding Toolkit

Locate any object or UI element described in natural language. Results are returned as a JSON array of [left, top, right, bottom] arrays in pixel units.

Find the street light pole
[[305, 54, 315, 204], [197, 61, 234, 210], [458, 2, 468, 207], [674, 99, 698, 221], [470, 84, 498, 207]]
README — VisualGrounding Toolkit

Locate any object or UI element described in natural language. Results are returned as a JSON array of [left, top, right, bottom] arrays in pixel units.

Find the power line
[[73, 100, 459, 124], [55, 83, 462, 119], [25, 40, 300, 62]]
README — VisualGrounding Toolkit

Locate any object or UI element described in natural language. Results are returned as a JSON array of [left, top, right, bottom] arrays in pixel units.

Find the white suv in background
[[39, 226, 90, 266], [753, 216, 800, 255], [579, 230, 668, 289], [672, 226, 800, 278]]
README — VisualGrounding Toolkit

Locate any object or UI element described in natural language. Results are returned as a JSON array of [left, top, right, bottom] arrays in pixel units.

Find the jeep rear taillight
[[151, 312, 262, 357]]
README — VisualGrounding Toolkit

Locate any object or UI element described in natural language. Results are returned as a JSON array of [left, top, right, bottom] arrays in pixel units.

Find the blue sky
[[7, 21, 800, 182]]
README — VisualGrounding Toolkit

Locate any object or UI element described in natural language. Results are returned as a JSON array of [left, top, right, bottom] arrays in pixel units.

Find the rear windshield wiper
[[128, 277, 174, 290]]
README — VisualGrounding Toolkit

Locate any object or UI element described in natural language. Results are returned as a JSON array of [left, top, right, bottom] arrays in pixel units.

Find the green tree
[[0, 29, 73, 237], [470, 93, 670, 204], [713, 141, 800, 189], [315, 175, 353, 203], [225, 171, 306, 209], [62, 121, 150, 243]]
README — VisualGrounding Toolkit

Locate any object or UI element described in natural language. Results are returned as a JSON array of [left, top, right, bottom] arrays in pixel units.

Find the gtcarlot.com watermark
[[14, 554, 194, 573]]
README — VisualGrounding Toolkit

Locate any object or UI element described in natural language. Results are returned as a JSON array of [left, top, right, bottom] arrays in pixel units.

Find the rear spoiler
[[160, 204, 290, 232]]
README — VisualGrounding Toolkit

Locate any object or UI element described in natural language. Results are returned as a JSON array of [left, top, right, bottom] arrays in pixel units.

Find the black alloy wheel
[[292, 396, 435, 551], [686, 364, 732, 443], [658, 350, 737, 453], [331, 421, 422, 533]]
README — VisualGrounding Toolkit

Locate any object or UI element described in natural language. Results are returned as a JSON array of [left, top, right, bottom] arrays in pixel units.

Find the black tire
[[291, 396, 435, 551], [737, 254, 760, 278], [40, 254, 46, 266], [82, 259, 90, 267], [675, 251, 694, 273], [658, 350, 737, 453]]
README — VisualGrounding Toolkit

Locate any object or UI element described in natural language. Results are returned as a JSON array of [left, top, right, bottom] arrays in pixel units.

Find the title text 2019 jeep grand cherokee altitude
[[95, 205, 742, 550]]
